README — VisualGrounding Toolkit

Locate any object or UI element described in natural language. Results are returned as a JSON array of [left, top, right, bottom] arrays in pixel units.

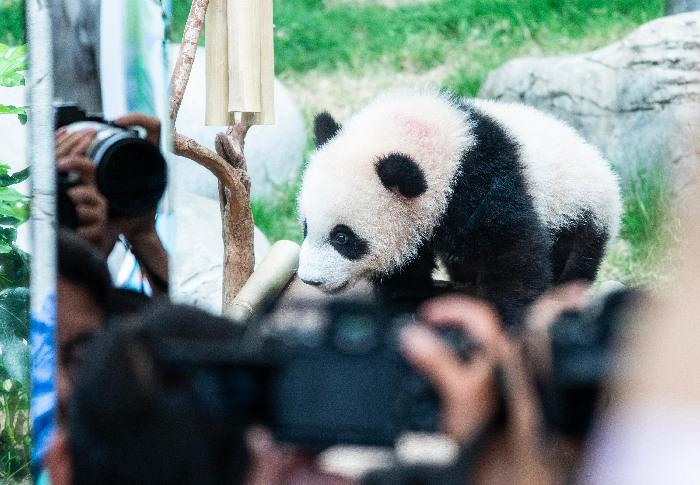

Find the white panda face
[[297, 91, 473, 292]]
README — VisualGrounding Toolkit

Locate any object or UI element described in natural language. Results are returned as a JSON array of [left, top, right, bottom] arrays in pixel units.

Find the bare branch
[[215, 123, 251, 171], [173, 131, 234, 182], [170, 0, 209, 123]]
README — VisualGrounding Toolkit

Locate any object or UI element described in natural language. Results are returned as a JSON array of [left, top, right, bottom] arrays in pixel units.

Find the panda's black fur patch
[[375, 153, 428, 198], [380, 102, 554, 326], [314, 112, 342, 147], [435, 103, 554, 325]]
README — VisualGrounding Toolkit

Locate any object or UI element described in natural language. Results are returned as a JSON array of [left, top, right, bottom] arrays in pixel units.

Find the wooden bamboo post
[[205, 0, 231, 125], [228, 0, 261, 115], [206, 0, 275, 127], [248, 0, 274, 125]]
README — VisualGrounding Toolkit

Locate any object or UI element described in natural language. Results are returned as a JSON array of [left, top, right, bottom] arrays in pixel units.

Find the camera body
[[156, 300, 474, 449], [543, 287, 636, 438], [55, 105, 167, 228]]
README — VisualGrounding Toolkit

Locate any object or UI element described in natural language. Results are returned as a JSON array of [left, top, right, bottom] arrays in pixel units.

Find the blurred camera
[[55, 105, 167, 228], [542, 287, 638, 439], [156, 300, 474, 449]]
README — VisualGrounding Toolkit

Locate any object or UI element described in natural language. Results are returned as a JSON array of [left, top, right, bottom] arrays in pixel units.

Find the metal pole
[[27, 0, 56, 321]]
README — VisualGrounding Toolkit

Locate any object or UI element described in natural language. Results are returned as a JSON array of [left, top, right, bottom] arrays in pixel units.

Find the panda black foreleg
[[551, 215, 609, 284]]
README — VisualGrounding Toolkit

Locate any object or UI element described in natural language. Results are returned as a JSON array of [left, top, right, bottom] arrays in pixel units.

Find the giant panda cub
[[297, 91, 622, 325]]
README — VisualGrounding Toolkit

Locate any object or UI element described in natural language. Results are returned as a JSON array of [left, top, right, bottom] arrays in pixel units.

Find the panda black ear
[[376, 153, 427, 198], [314, 112, 341, 147]]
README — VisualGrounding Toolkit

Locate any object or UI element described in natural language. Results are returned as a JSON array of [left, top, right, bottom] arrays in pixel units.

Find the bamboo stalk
[[250, 0, 275, 125], [228, 0, 262, 113], [205, 0, 231, 126]]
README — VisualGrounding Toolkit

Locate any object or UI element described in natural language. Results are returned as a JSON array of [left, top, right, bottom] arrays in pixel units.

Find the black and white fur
[[297, 91, 622, 324]]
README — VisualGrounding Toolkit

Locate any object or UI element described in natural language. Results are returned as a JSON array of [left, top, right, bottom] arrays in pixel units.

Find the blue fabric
[[117, 213, 172, 294], [30, 293, 57, 469]]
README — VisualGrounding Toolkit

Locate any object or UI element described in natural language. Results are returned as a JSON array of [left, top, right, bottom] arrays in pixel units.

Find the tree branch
[[170, 0, 209, 123], [173, 131, 234, 185]]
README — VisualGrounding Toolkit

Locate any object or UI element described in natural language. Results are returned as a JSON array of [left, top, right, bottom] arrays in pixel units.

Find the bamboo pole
[[205, 0, 231, 125], [228, 0, 261, 114], [248, 0, 275, 125]]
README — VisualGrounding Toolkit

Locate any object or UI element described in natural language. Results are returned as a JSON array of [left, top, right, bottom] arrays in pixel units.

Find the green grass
[[599, 162, 677, 287], [251, 177, 304, 243], [171, 0, 663, 97], [0, 1, 23, 46]]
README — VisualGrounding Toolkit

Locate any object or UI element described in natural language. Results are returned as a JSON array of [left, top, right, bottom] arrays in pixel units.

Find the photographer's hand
[[403, 296, 558, 485], [55, 127, 112, 253], [113, 113, 161, 146], [55, 127, 96, 158], [400, 298, 501, 444]]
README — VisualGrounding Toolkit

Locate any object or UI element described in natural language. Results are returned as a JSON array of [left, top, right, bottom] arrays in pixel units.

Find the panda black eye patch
[[329, 224, 368, 260]]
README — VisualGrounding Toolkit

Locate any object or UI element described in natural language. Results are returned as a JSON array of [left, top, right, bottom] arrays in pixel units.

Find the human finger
[[68, 186, 107, 215], [401, 324, 498, 442], [526, 282, 591, 333], [419, 296, 507, 358], [55, 129, 96, 158], [57, 156, 97, 185], [400, 325, 467, 396]]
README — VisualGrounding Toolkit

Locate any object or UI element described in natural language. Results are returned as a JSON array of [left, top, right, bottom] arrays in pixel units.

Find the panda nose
[[302, 278, 322, 287]]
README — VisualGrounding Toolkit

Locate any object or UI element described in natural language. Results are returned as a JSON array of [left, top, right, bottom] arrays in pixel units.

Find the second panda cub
[[297, 91, 622, 325]]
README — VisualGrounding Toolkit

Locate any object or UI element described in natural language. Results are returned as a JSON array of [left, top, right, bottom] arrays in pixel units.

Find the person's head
[[56, 229, 113, 416], [56, 230, 150, 418], [49, 303, 250, 485]]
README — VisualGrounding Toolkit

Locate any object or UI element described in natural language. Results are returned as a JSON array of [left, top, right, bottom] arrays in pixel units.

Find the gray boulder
[[479, 13, 700, 193], [167, 44, 306, 202], [666, 0, 700, 15]]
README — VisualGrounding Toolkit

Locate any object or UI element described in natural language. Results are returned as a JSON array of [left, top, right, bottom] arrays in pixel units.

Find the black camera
[[156, 300, 475, 449], [55, 105, 167, 228], [541, 287, 637, 439]]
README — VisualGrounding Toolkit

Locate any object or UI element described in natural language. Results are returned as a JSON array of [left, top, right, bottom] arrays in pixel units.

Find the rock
[[479, 13, 700, 194], [167, 44, 306, 202], [666, 0, 700, 15], [171, 193, 271, 315]]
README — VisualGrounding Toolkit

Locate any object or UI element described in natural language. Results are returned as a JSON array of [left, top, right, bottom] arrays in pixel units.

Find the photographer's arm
[[111, 210, 169, 296]]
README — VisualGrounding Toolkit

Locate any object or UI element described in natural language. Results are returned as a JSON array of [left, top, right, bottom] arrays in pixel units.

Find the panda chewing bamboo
[[297, 91, 622, 325]]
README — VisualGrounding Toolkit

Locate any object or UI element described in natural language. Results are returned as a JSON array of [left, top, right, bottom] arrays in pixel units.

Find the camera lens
[[94, 136, 167, 216]]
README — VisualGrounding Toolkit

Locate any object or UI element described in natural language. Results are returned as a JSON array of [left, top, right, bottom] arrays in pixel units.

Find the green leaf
[[0, 105, 26, 118], [0, 168, 28, 188], [0, 288, 29, 340], [0, 339, 29, 388], [0, 287, 30, 387], [0, 43, 27, 88]]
